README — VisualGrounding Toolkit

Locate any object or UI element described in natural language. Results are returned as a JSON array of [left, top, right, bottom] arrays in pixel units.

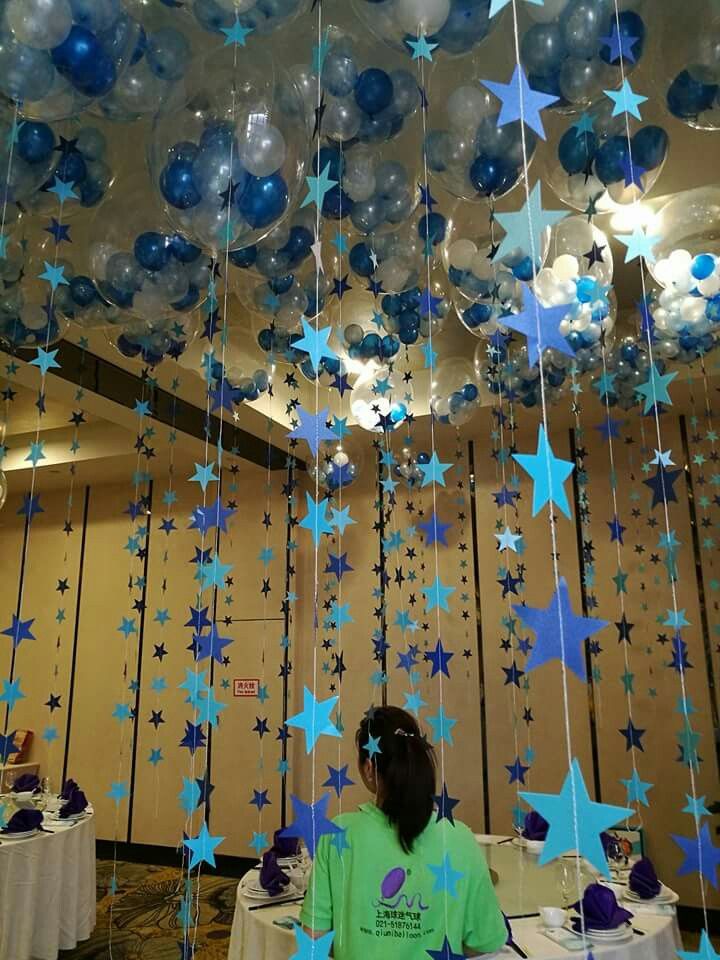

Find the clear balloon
[[647, 187, 720, 287], [350, 0, 499, 57], [663, 0, 720, 129], [350, 363, 408, 433], [186, 0, 310, 39], [309, 442, 362, 494], [0, 228, 69, 349], [107, 312, 200, 367], [0, 113, 57, 204], [431, 357, 481, 426]]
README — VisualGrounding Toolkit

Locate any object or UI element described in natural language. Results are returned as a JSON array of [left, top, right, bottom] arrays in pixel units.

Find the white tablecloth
[[228, 837, 682, 960], [0, 812, 96, 960]]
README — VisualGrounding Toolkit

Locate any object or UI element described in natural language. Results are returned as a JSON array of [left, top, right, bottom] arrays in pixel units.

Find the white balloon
[[239, 122, 287, 178], [6, 0, 72, 49], [446, 85, 492, 131], [680, 297, 707, 325], [553, 254, 579, 282], [698, 274, 720, 296], [654, 258, 673, 288], [449, 239, 477, 270], [668, 248, 693, 276], [395, 0, 451, 34]]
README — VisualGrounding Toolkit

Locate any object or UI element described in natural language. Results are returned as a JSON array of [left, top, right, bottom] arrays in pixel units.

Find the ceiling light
[[610, 204, 654, 233]]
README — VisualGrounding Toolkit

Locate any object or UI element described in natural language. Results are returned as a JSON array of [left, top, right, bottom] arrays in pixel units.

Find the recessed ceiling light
[[610, 204, 654, 232]]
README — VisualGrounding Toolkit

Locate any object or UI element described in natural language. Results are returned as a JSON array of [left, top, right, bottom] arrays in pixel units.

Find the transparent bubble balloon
[[185, 0, 311, 39], [106, 311, 200, 367], [638, 287, 718, 366], [51, 263, 119, 330], [148, 47, 307, 254], [0, 229, 69, 349], [647, 187, 720, 289], [431, 357, 481, 426], [0, 1, 140, 121], [548, 97, 669, 212], [0, 469, 6, 511], [89, 187, 210, 323], [476, 340, 570, 409], [309, 441, 363, 494], [663, 0, 720, 129], [350, 0, 499, 57], [425, 77, 536, 202], [518, 0, 648, 113], [589, 335, 665, 411], [392, 446, 429, 489], [350, 363, 409, 432]]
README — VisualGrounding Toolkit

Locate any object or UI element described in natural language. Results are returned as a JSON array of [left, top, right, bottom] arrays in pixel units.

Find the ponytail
[[357, 706, 436, 854]]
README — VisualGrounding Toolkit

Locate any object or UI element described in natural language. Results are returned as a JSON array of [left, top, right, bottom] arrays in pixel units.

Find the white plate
[[242, 880, 297, 901], [588, 929, 633, 944], [580, 926, 632, 940], [0, 829, 39, 840], [45, 811, 87, 823], [511, 836, 544, 855], [624, 884, 678, 905]]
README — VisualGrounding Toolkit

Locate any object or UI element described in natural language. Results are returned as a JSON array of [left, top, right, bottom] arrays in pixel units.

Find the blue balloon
[[322, 50, 358, 98], [631, 125, 668, 171], [170, 234, 202, 263], [463, 382, 479, 401], [692, 254, 715, 281], [511, 256, 535, 281], [469, 153, 517, 197], [229, 245, 258, 268], [56, 151, 88, 184], [200, 123, 235, 151], [593, 135, 628, 185], [667, 70, 718, 120], [528, 70, 563, 101], [349, 242, 374, 277], [134, 232, 171, 271], [354, 68, 393, 116], [521, 23, 566, 75], [321, 185, 353, 220], [79, 179, 105, 206], [52, 26, 117, 97], [160, 159, 201, 209], [381, 334, 400, 358], [17, 122, 55, 165], [463, 302, 492, 328], [360, 332, 381, 358], [238, 173, 289, 229], [558, 126, 597, 175], [432, 0, 492, 55], [418, 211, 447, 245], [281, 225, 313, 266], [171, 283, 200, 311], [312, 145, 345, 181], [146, 27, 190, 82], [70, 276, 98, 307], [268, 274, 294, 295]]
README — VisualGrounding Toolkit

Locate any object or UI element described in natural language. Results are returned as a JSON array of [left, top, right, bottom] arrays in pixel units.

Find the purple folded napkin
[[3, 808, 43, 834], [571, 883, 633, 932], [522, 811, 549, 841], [60, 789, 88, 818], [629, 858, 661, 900], [11, 774, 40, 793], [272, 829, 300, 858], [259, 851, 291, 897], [60, 779, 79, 800]]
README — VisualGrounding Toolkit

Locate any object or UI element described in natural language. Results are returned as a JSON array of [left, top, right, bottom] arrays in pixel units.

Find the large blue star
[[482, 65, 558, 139], [286, 686, 341, 754], [294, 318, 338, 373], [299, 492, 333, 546], [1, 615, 36, 647], [280, 793, 343, 858], [287, 406, 335, 457], [502, 283, 575, 367], [189, 498, 236, 534], [192, 625, 233, 664], [513, 426, 575, 518], [493, 182, 567, 264], [323, 764, 354, 797], [512, 577, 608, 681], [672, 823, 720, 889], [418, 511, 452, 547], [520, 759, 633, 875]]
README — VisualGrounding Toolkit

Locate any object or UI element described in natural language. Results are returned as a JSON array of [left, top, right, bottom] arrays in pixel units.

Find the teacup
[[540, 907, 568, 929]]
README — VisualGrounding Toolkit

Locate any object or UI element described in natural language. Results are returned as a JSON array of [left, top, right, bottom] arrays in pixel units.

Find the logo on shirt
[[374, 867, 430, 912], [364, 867, 431, 942]]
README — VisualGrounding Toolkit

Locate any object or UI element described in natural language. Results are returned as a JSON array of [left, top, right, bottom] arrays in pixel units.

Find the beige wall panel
[[0, 492, 29, 732]]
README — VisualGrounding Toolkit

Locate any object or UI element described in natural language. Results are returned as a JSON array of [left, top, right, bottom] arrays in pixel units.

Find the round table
[[228, 836, 682, 960], [0, 810, 96, 960]]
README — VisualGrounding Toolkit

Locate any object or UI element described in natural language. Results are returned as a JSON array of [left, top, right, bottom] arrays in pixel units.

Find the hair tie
[[395, 728, 414, 738]]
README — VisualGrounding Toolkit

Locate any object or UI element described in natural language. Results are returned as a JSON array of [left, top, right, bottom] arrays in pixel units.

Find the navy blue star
[[18, 493, 43, 521], [45, 693, 61, 712], [505, 757, 530, 784], [149, 710, 165, 729], [185, 606, 212, 631], [619, 719, 645, 751], [253, 717, 270, 738], [425, 639, 453, 678], [434, 783, 459, 824], [45, 218, 71, 244], [331, 373, 352, 397], [153, 643, 168, 661], [323, 764, 355, 797], [643, 467, 682, 510], [325, 552, 353, 580], [250, 789, 271, 810], [332, 275, 352, 299], [179, 721, 207, 755], [419, 182, 437, 211], [502, 661, 524, 686], [498, 570, 522, 598], [493, 486, 519, 508], [196, 772, 215, 806]]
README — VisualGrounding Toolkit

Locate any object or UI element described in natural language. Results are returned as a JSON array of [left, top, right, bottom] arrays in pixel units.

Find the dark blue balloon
[[463, 382, 479, 402], [17, 122, 54, 165], [170, 234, 202, 263], [70, 275, 98, 307], [398, 325, 419, 345], [593, 135, 629, 185], [599, 11, 645, 66], [269, 274, 294, 295], [161, 159, 201, 209], [56, 151, 88, 184], [134, 232, 171, 271], [667, 69, 718, 120], [321, 185, 353, 220], [528, 70, 563, 100], [79, 179, 105, 206], [401, 287, 421, 308], [469, 153, 518, 197], [463, 303, 492, 328], [117, 334, 142, 358], [360, 332, 382, 358], [355, 68, 393, 115], [258, 328, 274, 351], [200, 122, 235, 151], [448, 265, 464, 287], [512, 257, 535, 282], [382, 294, 401, 317], [238, 173, 288, 229], [229, 245, 258, 268], [418, 212, 447, 245], [620, 341, 639, 363], [558, 126, 597, 175], [381, 334, 400, 358], [52, 26, 117, 97], [349, 242, 374, 277], [312, 146, 344, 181], [631, 125, 668, 171], [281, 225, 313, 267], [171, 283, 200, 311]]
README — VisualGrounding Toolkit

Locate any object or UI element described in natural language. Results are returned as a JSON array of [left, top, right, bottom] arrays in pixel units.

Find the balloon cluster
[[46, 126, 113, 208], [350, 0, 498, 57], [478, 341, 574, 408], [312, 444, 361, 493], [664, 10, 720, 129], [431, 358, 480, 426], [54, 273, 118, 329], [1, 117, 57, 205], [111, 313, 198, 366], [208, 355, 272, 405], [187, 0, 310, 38], [348, 209, 446, 295], [648, 251, 720, 360], [589, 336, 659, 411], [0, 233, 67, 348], [0, 0, 138, 119], [393, 449, 430, 489], [350, 364, 408, 432], [519, 0, 646, 110]]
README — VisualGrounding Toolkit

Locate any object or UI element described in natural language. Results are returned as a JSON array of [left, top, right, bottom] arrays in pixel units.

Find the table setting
[[0, 775, 96, 960], [237, 831, 312, 911]]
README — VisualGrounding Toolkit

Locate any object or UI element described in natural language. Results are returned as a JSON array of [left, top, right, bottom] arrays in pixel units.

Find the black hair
[[357, 705, 436, 854]]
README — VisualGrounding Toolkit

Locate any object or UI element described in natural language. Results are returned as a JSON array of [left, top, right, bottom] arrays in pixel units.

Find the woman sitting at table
[[300, 705, 506, 958]]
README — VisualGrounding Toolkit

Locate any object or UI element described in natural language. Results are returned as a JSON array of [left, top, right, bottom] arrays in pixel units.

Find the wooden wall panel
[[0, 492, 28, 740]]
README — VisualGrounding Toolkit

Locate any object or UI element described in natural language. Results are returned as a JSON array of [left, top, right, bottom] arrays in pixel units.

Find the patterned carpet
[[61, 860, 239, 960]]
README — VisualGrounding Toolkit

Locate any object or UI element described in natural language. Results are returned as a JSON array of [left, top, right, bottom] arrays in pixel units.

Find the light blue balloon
[[389, 69, 419, 116], [560, 0, 607, 60], [147, 27, 190, 83], [0, 36, 54, 102], [521, 23, 566, 75], [425, 130, 449, 172], [191, 142, 245, 198], [558, 56, 601, 104], [322, 50, 358, 98], [351, 198, 384, 233]]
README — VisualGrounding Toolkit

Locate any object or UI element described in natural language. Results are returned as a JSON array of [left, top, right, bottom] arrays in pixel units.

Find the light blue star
[[198, 557, 233, 591], [428, 853, 464, 896], [520, 759, 632, 876], [427, 705, 457, 745], [635, 363, 677, 413], [221, 17, 253, 45], [287, 686, 341, 754], [301, 162, 338, 212], [422, 575, 455, 612], [107, 781, 130, 805], [406, 33, 438, 61], [331, 505, 356, 534], [287, 406, 335, 457], [189, 461, 219, 492], [330, 601, 353, 627], [250, 831, 269, 856], [604, 79, 647, 120], [195, 687, 227, 727], [38, 262, 69, 291], [678, 930, 720, 960], [293, 318, 338, 373], [133, 399, 151, 417], [502, 283, 575, 367], [573, 112, 595, 137], [148, 749, 163, 766], [184, 822, 224, 870], [682, 795, 711, 820], [25, 441, 46, 467], [300, 492, 334, 546], [620, 769, 653, 807], [29, 347, 61, 375], [112, 703, 132, 722], [154, 609, 170, 626], [364, 734, 382, 759], [419, 452, 451, 487], [291, 925, 335, 960], [42, 726, 59, 743], [0, 678, 24, 712], [332, 416, 350, 439], [489, 0, 543, 15], [614, 226, 660, 264], [421, 341, 437, 369], [482, 64, 558, 139], [495, 527, 522, 552], [47, 178, 78, 203], [259, 547, 274, 566], [179, 777, 201, 813], [493, 182, 567, 264], [117, 617, 137, 639], [513, 425, 574, 518], [403, 690, 427, 716]]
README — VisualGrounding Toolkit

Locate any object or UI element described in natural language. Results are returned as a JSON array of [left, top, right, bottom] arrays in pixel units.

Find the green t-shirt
[[299, 803, 507, 959]]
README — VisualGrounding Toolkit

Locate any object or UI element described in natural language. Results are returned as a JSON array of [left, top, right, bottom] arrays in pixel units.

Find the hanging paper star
[[365, 734, 382, 759], [331, 505, 355, 534], [419, 287, 443, 319], [286, 686, 341, 754], [422, 576, 455, 612], [325, 552, 353, 580], [434, 783, 460, 824], [406, 33, 438, 61], [30, 347, 61, 375], [678, 931, 720, 960], [620, 769, 653, 806], [619, 718, 646, 751], [614, 226, 659, 264], [280, 793, 343, 858], [513, 577, 607, 681], [287, 406, 335, 457], [221, 17, 253, 45], [427, 706, 457, 745], [47, 178, 78, 202], [1, 615, 36, 647], [189, 461, 219, 492], [107, 781, 129, 805], [189, 498, 236, 534], [418, 511, 452, 546], [489, 0, 544, 16], [185, 822, 224, 869], [501, 283, 575, 367], [604, 79, 647, 119], [506, 757, 530, 784], [513, 426, 574, 518], [496, 527, 522, 552], [672, 823, 720, 889], [482, 65, 558, 139], [300, 492, 333, 546], [294, 317, 338, 372], [250, 832, 269, 856], [291, 925, 335, 960], [635, 363, 677, 413], [45, 218, 71, 244], [643, 466, 682, 509], [426, 639, 454, 678], [494, 181, 567, 263], [38, 261, 69, 291], [682, 796, 711, 820], [419, 452, 451, 487], [179, 721, 207, 755], [323, 765, 354, 797], [179, 777, 201, 814], [520, 759, 633, 875], [0, 678, 24, 712], [301, 162, 338, 212]]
